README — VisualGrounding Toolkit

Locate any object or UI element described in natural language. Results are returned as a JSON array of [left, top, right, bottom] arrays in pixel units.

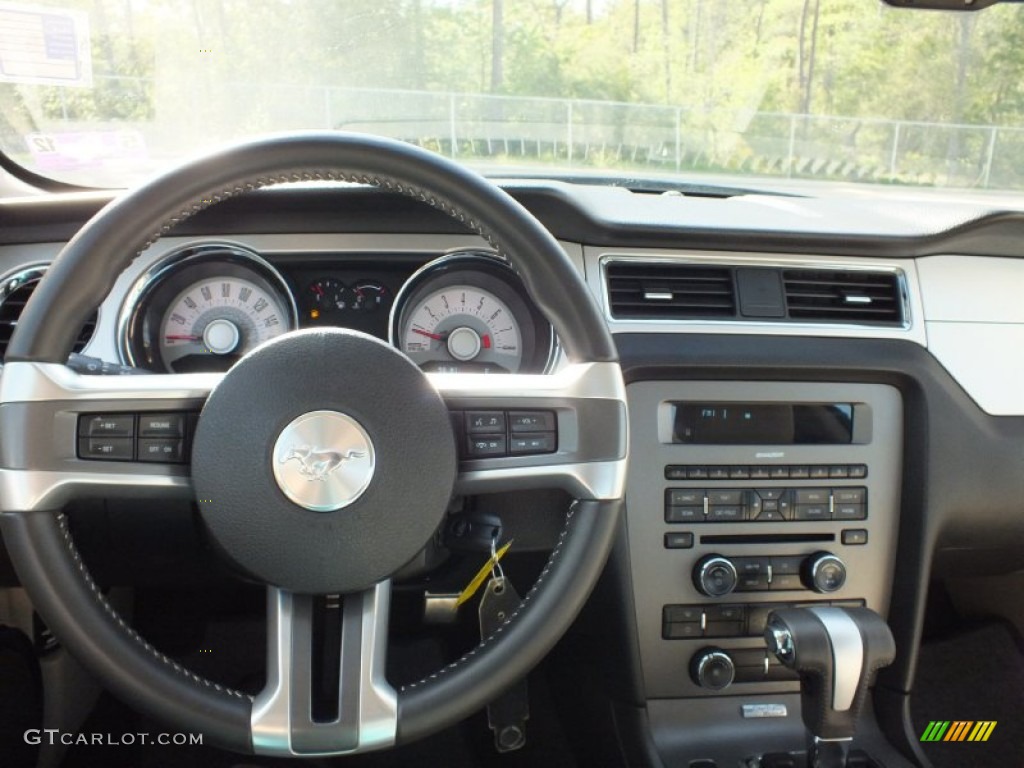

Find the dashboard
[[1, 180, 1023, 767]]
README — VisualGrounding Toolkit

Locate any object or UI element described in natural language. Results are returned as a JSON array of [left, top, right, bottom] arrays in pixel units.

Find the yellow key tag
[[455, 541, 512, 607]]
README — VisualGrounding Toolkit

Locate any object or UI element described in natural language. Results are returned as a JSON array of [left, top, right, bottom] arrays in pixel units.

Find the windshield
[[2, 0, 1024, 193]]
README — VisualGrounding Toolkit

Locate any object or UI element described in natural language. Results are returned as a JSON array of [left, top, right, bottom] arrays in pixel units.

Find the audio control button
[[708, 490, 743, 505], [803, 552, 847, 593], [794, 504, 830, 521], [694, 555, 738, 597], [667, 489, 704, 506], [708, 506, 743, 522], [665, 506, 703, 523]]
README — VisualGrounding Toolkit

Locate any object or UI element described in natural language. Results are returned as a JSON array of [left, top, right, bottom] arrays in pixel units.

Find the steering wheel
[[0, 133, 627, 757]]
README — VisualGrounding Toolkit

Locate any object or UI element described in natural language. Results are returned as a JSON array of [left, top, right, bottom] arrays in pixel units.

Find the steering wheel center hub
[[272, 410, 376, 511], [191, 327, 457, 594]]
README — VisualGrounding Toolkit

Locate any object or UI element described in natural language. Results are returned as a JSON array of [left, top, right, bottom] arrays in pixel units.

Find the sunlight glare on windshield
[[1, 0, 1023, 192]]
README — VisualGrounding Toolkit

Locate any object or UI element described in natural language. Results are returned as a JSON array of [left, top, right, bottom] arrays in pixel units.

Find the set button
[[78, 412, 193, 463]]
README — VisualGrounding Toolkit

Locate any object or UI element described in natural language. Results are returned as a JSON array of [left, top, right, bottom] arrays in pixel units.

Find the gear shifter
[[764, 606, 895, 768]]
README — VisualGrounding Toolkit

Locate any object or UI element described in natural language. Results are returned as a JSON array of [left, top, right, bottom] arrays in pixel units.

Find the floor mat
[[911, 621, 1024, 768]]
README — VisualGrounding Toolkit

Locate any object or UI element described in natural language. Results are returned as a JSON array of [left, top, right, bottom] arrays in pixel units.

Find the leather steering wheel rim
[[0, 132, 626, 755]]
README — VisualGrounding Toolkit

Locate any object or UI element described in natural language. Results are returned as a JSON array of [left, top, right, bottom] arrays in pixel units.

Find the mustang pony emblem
[[279, 445, 367, 482]]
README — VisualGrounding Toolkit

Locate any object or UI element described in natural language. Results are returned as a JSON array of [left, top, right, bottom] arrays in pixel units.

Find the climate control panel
[[692, 551, 847, 596]]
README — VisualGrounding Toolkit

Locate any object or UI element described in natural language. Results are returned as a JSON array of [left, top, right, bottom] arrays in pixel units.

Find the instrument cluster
[[119, 244, 556, 375]]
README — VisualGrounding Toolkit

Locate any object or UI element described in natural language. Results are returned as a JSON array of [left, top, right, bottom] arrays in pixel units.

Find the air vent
[[606, 262, 735, 319], [0, 266, 96, 361], [783, 269, 904, 326]]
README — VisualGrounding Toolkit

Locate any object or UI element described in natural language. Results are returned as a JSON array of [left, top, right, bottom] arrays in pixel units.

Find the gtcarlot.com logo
[[24, 730, 203, 747], [920, 720, 997, 743]]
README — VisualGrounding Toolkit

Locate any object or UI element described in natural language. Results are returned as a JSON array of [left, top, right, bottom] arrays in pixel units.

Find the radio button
[[667, 489, 704, 506], [769, 466, 790, 479], [833, 504, 867, 521], [778, 495, 794, 520], [829, 465, 850, 478], [688, 466, 709, 479], [729, 466, 750, 479], [841, 529, 868, 545], [708, 506, 743, 522], [708, 490, 743, 505], [789, 465, 810, 479], [708, 467, 730, 480], [833, 487, 867, 504], [810, 466, 830, 479], [794, 488, 830, 504], [665, 506, 703, 523], [795, 504, 830, 521], [754, 508, 786, 522], [750, 466, 771, 479], [756, 489, 786, 501], [848, 464, 868, 478], [665, 465, 688, 479]]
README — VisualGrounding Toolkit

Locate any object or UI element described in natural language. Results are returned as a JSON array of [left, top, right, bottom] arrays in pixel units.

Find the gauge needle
[[481, 334, 492, 349], [412, 328, 446, 341], [165, 334, 202, 341]]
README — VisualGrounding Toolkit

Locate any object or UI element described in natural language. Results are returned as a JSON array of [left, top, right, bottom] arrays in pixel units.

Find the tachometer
[[120, 243, 297, 372], [401, 286, 522, 373], [390, 252, 555, 374]]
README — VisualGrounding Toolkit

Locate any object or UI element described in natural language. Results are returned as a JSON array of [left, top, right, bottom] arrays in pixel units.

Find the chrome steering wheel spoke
[[431, 361, 628, 501], [252, 582, 397, 756], [0, 361, 219, 511]]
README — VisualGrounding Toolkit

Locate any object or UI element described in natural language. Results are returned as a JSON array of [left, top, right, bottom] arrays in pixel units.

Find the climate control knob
[[802, 551, 847, 593], [694, 554, 738, 597], [691, 647, 735, 690]]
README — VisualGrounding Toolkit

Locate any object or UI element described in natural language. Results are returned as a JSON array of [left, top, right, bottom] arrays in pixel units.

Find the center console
[[625, 381, 902, 763]]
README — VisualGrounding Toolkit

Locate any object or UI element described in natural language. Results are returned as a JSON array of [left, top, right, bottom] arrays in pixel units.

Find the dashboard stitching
[[56, 513, 250, 700], [399, 500, 576, 692]]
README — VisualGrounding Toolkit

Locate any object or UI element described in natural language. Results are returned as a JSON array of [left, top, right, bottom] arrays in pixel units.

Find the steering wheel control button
[[456, 408, 557, 458], [192, 328, 457, 594], [78, 436, 133, 460], [468, 435, 507, 457], [509, 411, 555, 432], [138, 413, 185, 437], [79, 413, 135, 437], [271, 410, 376, 512], [509, 433, 555, 455], [466, 411, 506, 434], [138, 438, 185, 463]]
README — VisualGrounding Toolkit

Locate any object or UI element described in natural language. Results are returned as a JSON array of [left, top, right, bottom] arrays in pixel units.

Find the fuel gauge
[[307, 278, 351, 318], [352, 281, 389, 313]]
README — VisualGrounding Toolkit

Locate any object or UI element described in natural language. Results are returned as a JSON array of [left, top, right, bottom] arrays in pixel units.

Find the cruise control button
[[137, 438, 184, 463], [508, 411, 555, 432], [78, 437, 133, 461], [467, 436, 506, 457], [466, 411, 506, 434], [79, 414, 134, 437], [509, 433, 556, 455], [138, 412, 184, 438]]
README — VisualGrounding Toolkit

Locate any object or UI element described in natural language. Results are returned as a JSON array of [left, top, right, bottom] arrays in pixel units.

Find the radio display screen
[[672, 403, 854, 445]]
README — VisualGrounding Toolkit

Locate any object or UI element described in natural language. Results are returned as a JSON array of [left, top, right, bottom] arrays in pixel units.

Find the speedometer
[[401, 286, 523, 373], [120, 243, 297, 372], [390, 251, 555, 374], [159, 276, 289, 372]]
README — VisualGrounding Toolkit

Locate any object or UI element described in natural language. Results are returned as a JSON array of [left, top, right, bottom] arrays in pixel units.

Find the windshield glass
[[2, 0, 1023, 192]]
